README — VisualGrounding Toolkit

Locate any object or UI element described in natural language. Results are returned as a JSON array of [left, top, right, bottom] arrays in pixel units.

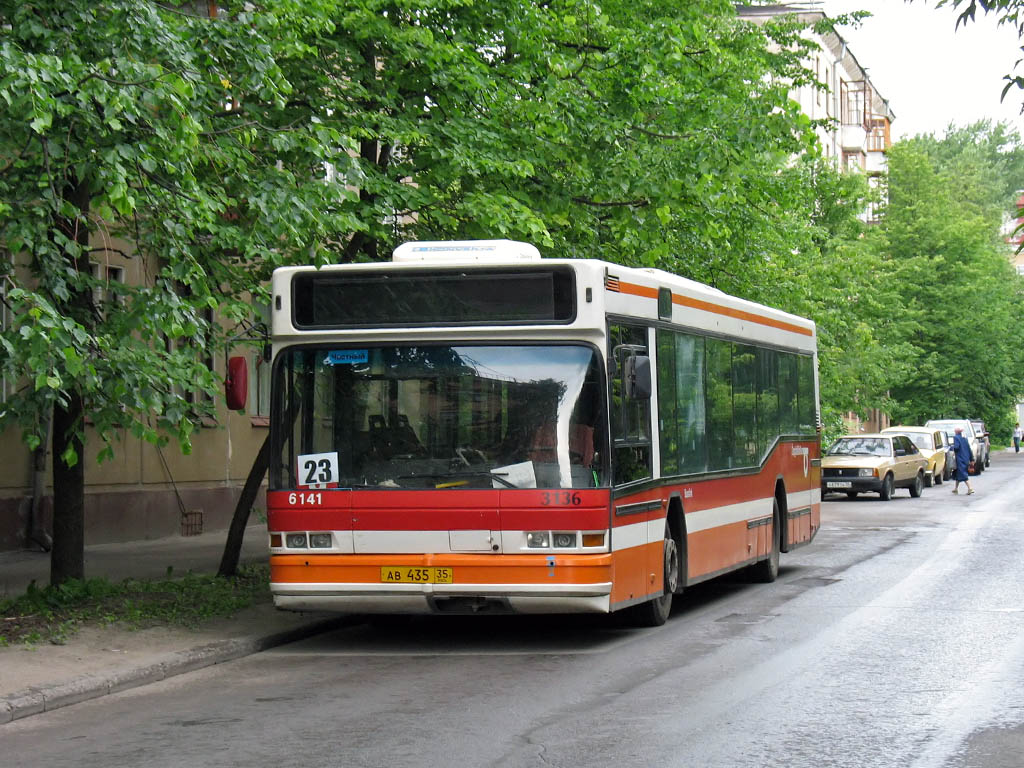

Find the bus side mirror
[[624, 354, 651, 400], [226, 356, 248, 410]]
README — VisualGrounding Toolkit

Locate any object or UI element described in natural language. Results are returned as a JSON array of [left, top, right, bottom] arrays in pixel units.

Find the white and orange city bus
[[266, 240, 820, 626]]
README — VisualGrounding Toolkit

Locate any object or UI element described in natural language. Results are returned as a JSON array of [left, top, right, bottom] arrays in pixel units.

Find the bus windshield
[[271, 344, 605, 490]]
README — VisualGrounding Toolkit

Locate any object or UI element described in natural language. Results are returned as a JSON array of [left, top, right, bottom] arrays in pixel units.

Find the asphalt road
[[5, 452, 1024, 768]]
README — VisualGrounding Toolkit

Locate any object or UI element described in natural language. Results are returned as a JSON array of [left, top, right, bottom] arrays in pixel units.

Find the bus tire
[[628, 522, 677, 627], [748, 499, 781, 583]]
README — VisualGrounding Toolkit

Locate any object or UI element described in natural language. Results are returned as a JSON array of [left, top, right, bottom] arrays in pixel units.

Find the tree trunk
[[49, 175, 92, 586], [218, 431, 272, 577], [50, 388, 85, 585]]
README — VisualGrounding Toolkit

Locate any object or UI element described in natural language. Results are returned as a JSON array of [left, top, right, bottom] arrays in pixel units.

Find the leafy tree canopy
[[0, 0, 356, 463], [877, 125, 1024, 435]]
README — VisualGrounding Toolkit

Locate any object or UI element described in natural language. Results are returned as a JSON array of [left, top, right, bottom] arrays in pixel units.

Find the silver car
[[970, 420, 991, 468]]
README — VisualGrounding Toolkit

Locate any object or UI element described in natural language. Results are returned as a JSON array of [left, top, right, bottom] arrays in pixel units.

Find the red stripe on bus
[[268, 489, 611, 531], [269, 508, 351, 531]]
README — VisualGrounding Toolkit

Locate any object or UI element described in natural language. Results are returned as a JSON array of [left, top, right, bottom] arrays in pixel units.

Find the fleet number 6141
[[288, 492, 323, 505]]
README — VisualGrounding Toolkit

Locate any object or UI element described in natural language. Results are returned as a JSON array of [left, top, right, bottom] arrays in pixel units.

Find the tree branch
[[85, 246, 134, 259], [571, 197, 650, 208]]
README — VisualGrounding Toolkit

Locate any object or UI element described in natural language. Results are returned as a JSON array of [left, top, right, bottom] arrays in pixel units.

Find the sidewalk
[[0, 524, 345, 724]]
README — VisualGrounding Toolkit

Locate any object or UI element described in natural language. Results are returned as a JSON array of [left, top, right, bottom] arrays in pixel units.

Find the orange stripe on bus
[[271, 552, 613, 586], [617, 282, 659, 299], [614, 279, 814, 337]]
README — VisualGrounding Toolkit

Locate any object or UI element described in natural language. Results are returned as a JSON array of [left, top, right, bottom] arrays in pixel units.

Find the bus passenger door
[[609, 324, 658, 604]]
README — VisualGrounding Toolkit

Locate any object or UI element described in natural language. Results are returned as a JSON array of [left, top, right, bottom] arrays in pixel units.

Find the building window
[[868, 118, 889, 152], [823, 65, 831, 117], [816, 57, 822, 107], [90, 261, 124, 315], [843, 151, 865, 171], [841, 80, 871, 129]]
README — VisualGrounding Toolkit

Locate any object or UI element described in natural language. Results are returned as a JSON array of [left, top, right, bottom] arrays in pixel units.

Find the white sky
[[820, 0, 1024, 139]]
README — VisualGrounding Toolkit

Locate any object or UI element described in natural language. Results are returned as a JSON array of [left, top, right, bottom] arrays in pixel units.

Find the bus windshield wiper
[[397, 470, 518, 489], [449, 470, 518, 489]]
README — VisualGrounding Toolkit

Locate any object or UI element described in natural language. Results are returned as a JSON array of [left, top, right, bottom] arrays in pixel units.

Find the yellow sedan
[[881, 427, 951, 487], [821, 433, 929, 501]]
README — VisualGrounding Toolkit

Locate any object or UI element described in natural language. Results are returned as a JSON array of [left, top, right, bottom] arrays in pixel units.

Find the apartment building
[[737, 3, 895, 221]]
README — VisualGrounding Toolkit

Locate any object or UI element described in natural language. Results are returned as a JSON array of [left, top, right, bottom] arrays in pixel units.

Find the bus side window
[[610, 324, 651, 485]]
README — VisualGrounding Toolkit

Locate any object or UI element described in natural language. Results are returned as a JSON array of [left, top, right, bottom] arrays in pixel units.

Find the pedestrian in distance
[[951, 427, 975, 495], [1014, 423, 1023, 453]]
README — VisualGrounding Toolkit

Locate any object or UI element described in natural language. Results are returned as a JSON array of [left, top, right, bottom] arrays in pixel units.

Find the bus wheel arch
[[748, 495, 781, 583], [625, 497, 685, 627], [775, 478, 790, 553]]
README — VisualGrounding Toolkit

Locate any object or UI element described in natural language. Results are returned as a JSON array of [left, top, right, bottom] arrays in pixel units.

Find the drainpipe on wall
[[833, 41, 847, 169], [28, 410, 53, 551]]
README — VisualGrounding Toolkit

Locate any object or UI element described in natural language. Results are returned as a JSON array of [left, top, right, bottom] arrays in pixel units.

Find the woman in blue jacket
[[951, 427, 975, 495]]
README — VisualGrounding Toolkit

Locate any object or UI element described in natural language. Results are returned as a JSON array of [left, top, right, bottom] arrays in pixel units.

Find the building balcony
[[841, 123, 867, 152]]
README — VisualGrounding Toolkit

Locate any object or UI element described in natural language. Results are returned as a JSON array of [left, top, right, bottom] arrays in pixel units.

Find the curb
[[0, 616, 350, 724]]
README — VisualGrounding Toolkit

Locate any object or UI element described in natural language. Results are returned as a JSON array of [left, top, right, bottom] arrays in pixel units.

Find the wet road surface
[[4, 452, 1023, 767]]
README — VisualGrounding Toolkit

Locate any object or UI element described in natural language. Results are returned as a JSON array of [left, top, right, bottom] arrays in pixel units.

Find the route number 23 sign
[[297, 452, 339, 488]]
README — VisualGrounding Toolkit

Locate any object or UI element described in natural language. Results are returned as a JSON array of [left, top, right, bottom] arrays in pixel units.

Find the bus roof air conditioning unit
[[392, 240, 542, 263]]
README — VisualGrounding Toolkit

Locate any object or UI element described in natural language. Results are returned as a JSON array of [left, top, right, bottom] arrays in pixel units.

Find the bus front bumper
[[272, 583, 613, 615], [270, 553, 614, 615]]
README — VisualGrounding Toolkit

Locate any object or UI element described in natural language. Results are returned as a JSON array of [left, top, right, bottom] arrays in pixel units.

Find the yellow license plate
[[380, 566, 453, 584]]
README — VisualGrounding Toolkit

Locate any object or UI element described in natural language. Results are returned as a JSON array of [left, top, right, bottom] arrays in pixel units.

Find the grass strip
[[0, 564, 270, 647]]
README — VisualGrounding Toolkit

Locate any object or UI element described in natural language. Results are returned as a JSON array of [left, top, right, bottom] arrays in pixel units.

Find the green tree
[[257, 1, 821, 280], [751, 158, 909, 440], [0, 1, 353, 583], [877, 129, 1024, 433], [0, 0, 865, 581]]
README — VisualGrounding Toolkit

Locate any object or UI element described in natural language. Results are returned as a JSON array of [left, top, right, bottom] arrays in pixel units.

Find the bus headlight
[[526, 532, 551, 548], [553, 533, 576, 548], [286, 533, 308, 548], [309, 533, 332, 548]]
